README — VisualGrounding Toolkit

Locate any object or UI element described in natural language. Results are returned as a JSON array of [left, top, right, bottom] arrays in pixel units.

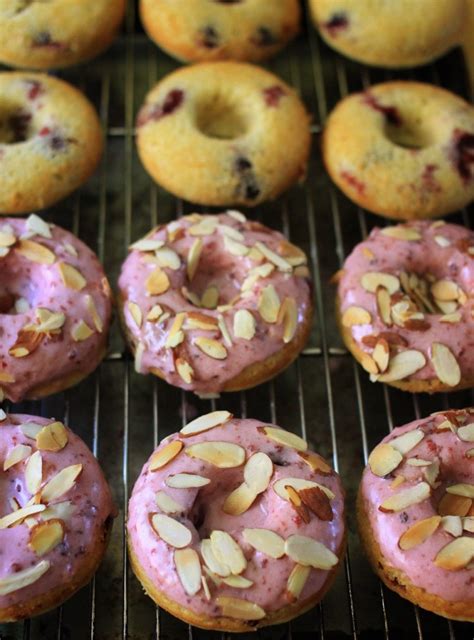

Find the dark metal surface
[[1, 3, 473, 639]]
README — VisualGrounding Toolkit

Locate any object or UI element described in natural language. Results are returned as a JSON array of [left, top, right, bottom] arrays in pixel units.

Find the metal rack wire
[[1, 2, 473, 639]]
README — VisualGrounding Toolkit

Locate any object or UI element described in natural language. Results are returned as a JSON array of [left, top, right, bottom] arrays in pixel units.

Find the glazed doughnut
[[140, 0, 300, 63], [118, 211, 313, 395], [0, 214, 112, 403], [0, 0, 126, 70], [358, 408, 474, 622], [0, 72, 103, 215], [309, 0, 466, 68], [128, 413, 346, 631], [336, 221, 474, 393], [136, 62, 311, 207], [0, 413, 116, 622], [323, 82, 474, 220]]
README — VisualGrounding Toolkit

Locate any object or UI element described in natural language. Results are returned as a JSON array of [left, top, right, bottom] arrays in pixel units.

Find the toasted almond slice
[[242, 528, 285, 559], [299, 486, 333, 521], [438, 493, 472, 517], [297, 451, 332, 475], [194, 336, 227, 360], [279, 297, 298, 343], [57, 263, 86, 290], [341, 306, 371, 327], [463, 517, 474, 533], [390, 475, 405, 489], [278, 240, 307, 266], [218, 224, 245, 242], [211, 530, 247, 575], [155, 247, 181, 270], [376, 350, 426, 382], [29, 519, 64, 556], [134, 341, 145, 373], [174, 548, 201, 595], [226, 210, 247, 223], [130, 238, 165, 252], [16, 240, 55, 264], [32, 308, 65, 332], [40, 464, 83, 503], [201, 285, 219, 309], [446, 484, 474, 499], [25, 450, 42, 495], [430, 343, 461, 387], [20, 422, 43, 439], [185, 441, 245, 468], [431, 279, 459, 301], [180, 411, 232, 437], [185, 311, 218, 331], [437, 419, 455, 432], [233, 309, 256, 340], [165, 473, 210, 489], [381, 226, 421, 241], [187, 238, 203, 282], [258, 426, 307, 452], [406, 458, 432, 467], [0, 560, 50, 596], [149, 441, 183, 471], [458, 424, 474, 442], [360, 352, 379, 374], [176, 358, 194, 384], [467, 448, 474, 458], [440, 312, 462, 323], [379, 482, 430, 513], [398, 516, 441, 550], [36, 422, 68, 452], [3, 444, 32, 470], [244, 452, 273, 493], [165, 312, 185, 349], [285, 535, 338, 569], [434, 537, 474, 570], [222, 481, 257, 516], [286, 485, 310, 523], [151, 513, 192, 548], [389, 429, 424, 454], [436, 300, 458, 314], [442, 515, 463, 537], [273, 477, 335, 501], [216, 596, 265, 621], [223, 236, 249, 257], [146, 304, 163, 322], [255, 241, 292, 272], [189, 217, 218, 237], [128, 302, 142, 328], [424, 459, 441, 488], [286, 563, 311, 601], [0, 231, 16, 247], [41, 501, 75, 522], [258, 284, 281, 324], [146, 267, 170, 295], [71, 320, 94, 342], [216, 314, 232, 348], [201, 538, 231, 577], [376, 286, 392, 325], [361, 272, 400, 294], [373, 339, 389, 373], [0, 504, 45, 529], [155, 491, 184, 515], [222, 575, 253, 589]]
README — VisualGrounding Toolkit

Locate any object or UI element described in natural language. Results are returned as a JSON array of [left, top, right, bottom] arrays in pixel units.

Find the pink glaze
[[338, 221, 474, 383], [360, 409, 474, 602], [0, 414, 115, 610], [118, 212, 312, 394], [127, 417, 345, 618], [0, 216, 112, 402]]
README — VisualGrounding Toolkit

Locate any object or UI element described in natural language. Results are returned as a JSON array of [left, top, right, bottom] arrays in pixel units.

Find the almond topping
[[376, 287, 392, 325], [185, 441, 245, 468], [258, 426, 307, 451], [176, 358, 194, 384], [210, 530, 246, 575], [194, 336, 227, 359], [440, 312, 462, 323], [233, 309, 256, 340], [71, 320, 94, 342], [379, 482, 430, 513], [438, 493, 472, 517], [155, 247, 181, 270], [146, 304, 163, 322], [279, 297, 298, 343], [218, 224, 245, 242], [29, 519, 65, 556], [174, 548, 201, 595], [431, 280, 459, 301], [446, 484, 474, 499], [165, 312, 185, 349], [128, 302, 142, 328], [184, 311, 218, 331], [226, 210, 247, 222], [155, 491, 184, 515], [372, 339, 389, 373], [146, 267, 170, 295], [298, 451, 332, 474], [3, 444, 32, 470], [36, 422, 68, 452], [216, 597, 265, 621], [398, 516, 441, 550], [40, 464, 83, 503], [389, 429, 424, 454], [224, 236, 249, 257], [278, 240, 307, 266], [255, 241, 292, 272], [342, 306, 371, 327], [57, 263, 86, 290], [424, 459, 440, 488], [201, 538, 231, 577], [130, 238, 164, 252], [442, 515, 463, 537], [20, 423, 43, 439], [221, 575, 253, 589], [360, 352, 379, 374], [361, 272, 400, 294], [222, 483, 257, 517], [458, 424, 474, 442], [165, 473, 210, 489], [0, 231, 16, 247], [180, 411, 232, 437], [201, 285, 219, 309], [273, 477, 335, 501], [434, 537, 474, 570], [286, 485, 310, 523], [381, 226, 421, 241], [376, 350, 426, 382], [299, 486, 333, 521], [16, 240, 55, 264], [222, 452, 273, 515], [285, 535, 338, 569], [189, 217, 218, 237], [0, 560, 50, 596], [286, 564, 311, 601], [8, 329, 44, 358], [25, 450, 42, 495], [242, 528, 285, 558], [431, 343, 461, 387], [151, 513, 192, 548], [149, 440, 183, 471], [258, 285, 280, 323], [187, 238, 203, 282]]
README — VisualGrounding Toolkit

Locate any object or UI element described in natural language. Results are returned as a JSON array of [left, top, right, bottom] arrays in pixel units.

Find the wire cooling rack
[[1, 2, 473, 639]]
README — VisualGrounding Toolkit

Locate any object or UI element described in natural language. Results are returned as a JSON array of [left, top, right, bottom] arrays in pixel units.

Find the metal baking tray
[[1, 2, 473, 639]]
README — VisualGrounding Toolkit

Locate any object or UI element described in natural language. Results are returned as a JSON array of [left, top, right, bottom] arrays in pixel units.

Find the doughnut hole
[[194, 92, 249, 140], [385, 115, 434, 151], [0, 102, 33, 144], [0, 263, 44, 314]]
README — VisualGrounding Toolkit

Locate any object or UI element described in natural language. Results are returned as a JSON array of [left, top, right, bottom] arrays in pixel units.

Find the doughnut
[[322, 81, 474, 220], [0, 214, 112, 403], [136, 62, 311, 207], [140, 0, 300, 63], [358, 408, 474, 622], [118, 211, 313, 395], [0, 72, 103, 215], [336, 220, 474, 393], [0, 412, 116, 622], [309, 0, 466, 68], [127, 413, 346, 631], [0, 0, 126, 70]]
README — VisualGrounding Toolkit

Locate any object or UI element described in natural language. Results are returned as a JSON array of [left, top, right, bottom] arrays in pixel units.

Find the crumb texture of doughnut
[[0, 73, 103, 214], [136, 62, 311, 207], [310, 0, 466, 68], [336, 221, 474, 393], [118, 211, 313, 394], [140, 0, 300, 63], [0, 413, 116, 622], [358, 409, 474, 622], [0, 215, 112, 403], [323, 82, 474, 220], [0, 0, 126, 69], [127, 414, 346, 631]]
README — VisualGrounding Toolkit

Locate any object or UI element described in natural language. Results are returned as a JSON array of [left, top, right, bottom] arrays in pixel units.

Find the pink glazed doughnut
[[336, 221, 474, 393], [127, 413, 346, 631], [358, 408, 474, 621], [118, 211, 313, 395], [0, 413, 116, 622], [0, 214, 112, 402]]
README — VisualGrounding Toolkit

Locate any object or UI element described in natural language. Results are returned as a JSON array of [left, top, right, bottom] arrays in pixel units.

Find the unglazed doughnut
[[136, 62, 311, 207], [140, 0, 300, 63], [336, 221, 474, 393], [128, 413, 346, 631], [323, 82, 474, 220], [309, 0, 466, 68], [0, 214, 112, 403], [0, 413, 116, 622], [358, 408, 474, 622], [0, 72, 103, 215], [118, 211, 313, 395], [0, 0, 126, 70]]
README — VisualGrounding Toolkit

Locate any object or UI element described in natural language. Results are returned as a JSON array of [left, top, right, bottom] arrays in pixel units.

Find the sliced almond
[[155, 247, 181, 270], [189, 217, 218, 237], [187, 238, 203, 281], [8, 329, 43, 358], [299, 487, 333, 521], [16, 239, 55, 264], [406, 458, 432, 467], [278, 240, 307, 266], [210, 530, 246, 575], [0, 504, 45, 529], [285, 535, 338, 569], [185, 311, 218, 331], [180, 411, 232, 437], [201, 285, 219, 309], [130, 238, 164, 252], [29, 519, 64, 556], [279, 297, 298, 343], [341, 306, 371, 327], [165, 312, 185, 349], [36, 421, 68, 452], [155, 491, 184, 515], [3, 444, 32, 470], [258, 285, 280, 323], [224, 236, 249, 257], [25, 450, 42, 495], [242, 528, 285, 559], [71, 320, 94, 342], [185, 441, 245, 468], [258, 426, 307, 452], [398, 515, 441, 550], [379, 482, 430, 513], [255, 241, 292, 272], [424, 459, 440, 488], [41, 501, 75, 522], [0, 231, 16, 247], [360, 352, 379, 374], [431, 280, 459, 301], [373, 339, 389, 373], [463, 517, 474, 533], [440, 312, 462, 323], [233, 309, 256, 340], [273, 477, 335, 501], [434, 537, 474, 570], [381, 226, 421, 241], [128, 302, 142, 328], [446, 484, 474, 499], [146, 267, 170, 295], [149, 440, 183, 471], [376, 287, 392, 325], [0, 372, 15, 383], [30, 308, 65, 333], [438, 493, 472, 517], [286, 485, 310, 523], [389, 429, 424, 454], [222, 479, 257, 516], [174, 548, 201, 595], [390, 475, 405, 489], [361, 272, 400, 294], [40, 464, 83, 503], [226, 210, 247, 223], [200, 538, 231, 577], [244, 452, 273, 493], [458, 423, 474, 442], [376, 350, 426, 382], [176, 358, 194, 384], [0, 560, 50, 596], [194, 336, 227, 360], [442, 515, 463, 537], [146, 304, 163, 322], [57, 263, 86, 290], [216, 596, 265, 621], [218, 224, 245, 242], [151, 513, 192, 548], [286, 564, 311, 601], [431, 343, 461, 387], [222, 575, 253, 589], [165, 473, 210, 489], [297, 451, 332, 475]]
